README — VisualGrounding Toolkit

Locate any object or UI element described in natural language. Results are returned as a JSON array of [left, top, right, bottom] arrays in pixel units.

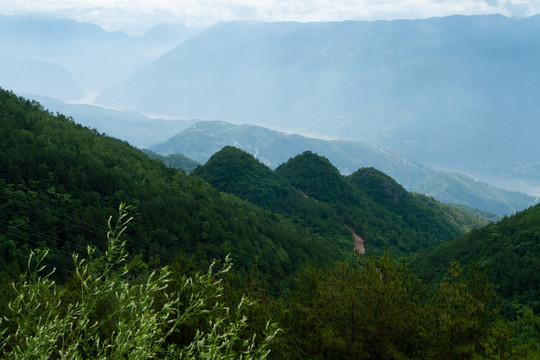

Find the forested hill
[[192, 147, 488, 256], [3, 89, 540, 358], [0, 89, 344, 289], [412, 202, 540, 313]]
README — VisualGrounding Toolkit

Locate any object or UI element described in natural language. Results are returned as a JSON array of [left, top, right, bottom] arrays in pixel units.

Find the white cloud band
[[1, 0, 539, 34]]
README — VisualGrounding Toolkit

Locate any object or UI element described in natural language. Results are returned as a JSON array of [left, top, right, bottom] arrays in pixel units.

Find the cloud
[[503, 0, 533, 17], [1, 0, 540, 34]]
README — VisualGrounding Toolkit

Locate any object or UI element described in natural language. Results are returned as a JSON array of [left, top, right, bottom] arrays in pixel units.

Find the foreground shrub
[[0, 203, 279, 359]]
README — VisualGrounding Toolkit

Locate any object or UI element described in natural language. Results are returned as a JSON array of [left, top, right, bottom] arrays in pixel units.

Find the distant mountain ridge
[[416, 172, 538, 216], [141, 149, 200, 173], [0, 15, 131, 69], [150, 120, 536, 216], [96, 15, 540, 193], [0, 15, 199, 97], [0, 55, 84, 101], [151, 120, 434, 189]]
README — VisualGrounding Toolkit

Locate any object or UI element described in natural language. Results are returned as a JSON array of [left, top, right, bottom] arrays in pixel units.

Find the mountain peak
[[275, 151, 352, 203], [191, 146, 290, 208], [348, 167, 408, 204]]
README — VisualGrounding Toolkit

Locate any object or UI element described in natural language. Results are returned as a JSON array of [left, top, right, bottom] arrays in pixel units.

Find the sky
[[0, 0, 539, 34]]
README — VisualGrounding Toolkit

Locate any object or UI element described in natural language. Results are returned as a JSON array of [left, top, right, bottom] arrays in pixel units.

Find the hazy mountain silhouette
[[0, 15, 199, 97], [74, 23, 200, 92], [0, 15, 132, 74], [96, 15, 540, 191], [0, 55, 84, 101]]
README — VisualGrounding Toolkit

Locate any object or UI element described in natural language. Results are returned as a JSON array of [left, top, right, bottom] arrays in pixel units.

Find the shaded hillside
[[192, 147, 353, 252], [446, 203, 501, 223], [96, 16, 540, 189], [415, 172, 538, 216], [193, 147, 488, 256], [412, 203, 540, 313], [0, 89, 343, 290], [276, 152, 488, 255], [348, 168, 488, 235]]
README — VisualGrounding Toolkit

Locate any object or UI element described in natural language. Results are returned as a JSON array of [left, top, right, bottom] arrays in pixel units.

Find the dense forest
[[1, 88, 540, 358], [412, 203, 540, 315], [0, 88, 342, 290], [192, 146, 487, 256]]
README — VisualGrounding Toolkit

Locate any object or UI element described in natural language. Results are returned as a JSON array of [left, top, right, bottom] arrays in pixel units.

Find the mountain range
[[0, 88, 488, 284], [2, 14, 540, 355], [93, 16, 540, 194], [1, 14, 539, 212], [33, 96, 196, 148], [150, 120, 537, 216], [0, 89, 342, 289], [0, 15, 197, 97], [150, 120, 434, 187], [5, 89, 540, 358], [0, 55, 84, 101]]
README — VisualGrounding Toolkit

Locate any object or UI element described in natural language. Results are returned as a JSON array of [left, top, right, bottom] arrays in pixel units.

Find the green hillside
[[278, 152, 490, 254], [192, 147, 353, 252], [412, 203, 540, 313], [192, 146, 296, 211], [2, 89, 540, 359], [349, 168, 489, 236], [193, 148, 488, 256], [0, 89, 341, 290]]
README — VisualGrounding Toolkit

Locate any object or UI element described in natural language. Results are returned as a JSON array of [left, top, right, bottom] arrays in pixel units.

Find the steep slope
[[412, 203, 540, 313], [194, 148, 487, 256], [278, 152, 490, 254], [192, 147, 353, 252], [96, 16, 540, 190], [0, 89, 343, 290], [348, 168, 487, 237], [415, 172, 538, 216]]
